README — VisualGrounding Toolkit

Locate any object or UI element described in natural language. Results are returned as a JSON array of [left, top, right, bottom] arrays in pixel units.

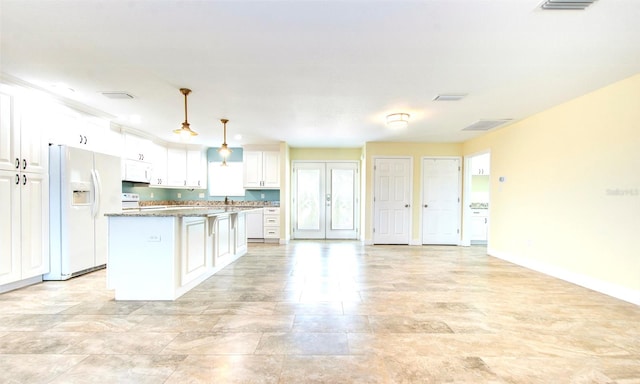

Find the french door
[[421, 157, 461, 245], [292, 162, 359, 239]]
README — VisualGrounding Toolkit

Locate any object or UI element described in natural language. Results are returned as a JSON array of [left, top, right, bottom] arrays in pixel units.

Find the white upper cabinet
[[243, 150, 280, 189], [167, 147, 187, 187], [0, 87, 48, 174], [471, 154, 490, 175], [123, 133, 153, 162], [167, 147, 206, 189], [47, 103, 121, 157], [149, 142, 168, 187], [186, 148, 205, 189]]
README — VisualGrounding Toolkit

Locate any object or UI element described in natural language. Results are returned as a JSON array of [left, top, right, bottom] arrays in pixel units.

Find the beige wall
[[463, 73, 640, 304], [363, 142, 463, 244]]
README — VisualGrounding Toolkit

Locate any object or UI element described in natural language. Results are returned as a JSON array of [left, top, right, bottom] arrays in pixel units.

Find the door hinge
[[457, 229, 460, 234], [373, 228, 375, 233], [458, 197, 460, 203], [458, 166, 461, 171]]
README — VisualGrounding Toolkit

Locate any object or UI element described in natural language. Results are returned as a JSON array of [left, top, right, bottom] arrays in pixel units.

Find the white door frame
[[462, 150, 491, 246], [420, 156, 462, 245], [291, 160, 360, 240], [372, 156, 413, 245]]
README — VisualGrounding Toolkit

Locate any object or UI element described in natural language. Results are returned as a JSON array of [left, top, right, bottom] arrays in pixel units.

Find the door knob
[[424, 204, 428, 208], [404, 204, 410, 208]]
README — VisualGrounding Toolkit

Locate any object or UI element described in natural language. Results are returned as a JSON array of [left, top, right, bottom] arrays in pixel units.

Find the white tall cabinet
[[0, 86, 49, 289]]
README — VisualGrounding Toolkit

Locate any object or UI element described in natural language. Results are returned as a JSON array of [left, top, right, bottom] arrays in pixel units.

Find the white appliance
[[121, 193, 140, 210], [46, 145, 122, 280], [122, 159, 152, 183]]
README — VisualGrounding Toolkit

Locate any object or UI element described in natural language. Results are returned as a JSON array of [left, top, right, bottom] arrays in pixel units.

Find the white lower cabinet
[[470, 210, 488, 243], [0, 170, 48, 289], [246, 209, 264, 240], [263, 207, 280, 242], [180, 217, 210, 286], [216, 215, 232, 259]]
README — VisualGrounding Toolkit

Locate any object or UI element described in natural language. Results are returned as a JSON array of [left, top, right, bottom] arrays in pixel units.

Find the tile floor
[[0, 242, 639, 383]]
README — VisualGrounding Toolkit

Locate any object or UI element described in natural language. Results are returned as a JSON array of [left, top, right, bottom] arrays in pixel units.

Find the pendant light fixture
[[173, 88, 198, 139], [218, 118, 232, 159]]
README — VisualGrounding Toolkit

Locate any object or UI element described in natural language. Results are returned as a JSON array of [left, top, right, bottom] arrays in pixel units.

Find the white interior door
[[292, 162, 358, 239], [373, 157, 411, 244], [422, 157, 461, 245]]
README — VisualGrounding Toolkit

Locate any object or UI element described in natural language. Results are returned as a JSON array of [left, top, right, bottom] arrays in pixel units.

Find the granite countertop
[[106, 206, 263, 217], [139, 200, 280, 208]]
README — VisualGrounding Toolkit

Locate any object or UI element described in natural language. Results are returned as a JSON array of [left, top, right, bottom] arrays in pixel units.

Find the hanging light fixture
[[173, 88, 198, 139], [218, 118, 232, 159], [386, 113, 410, 129]]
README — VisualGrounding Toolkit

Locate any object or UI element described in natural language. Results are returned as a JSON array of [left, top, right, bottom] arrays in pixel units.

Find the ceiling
[[2, 0, 639, 148]]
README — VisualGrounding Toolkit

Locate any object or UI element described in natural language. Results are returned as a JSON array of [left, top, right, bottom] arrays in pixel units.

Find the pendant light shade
[[173, 88, 198, 139], [218, 118, 232, 159]]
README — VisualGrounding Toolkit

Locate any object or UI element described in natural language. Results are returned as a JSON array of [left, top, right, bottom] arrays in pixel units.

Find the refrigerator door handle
[[91, 169, 102, 218]]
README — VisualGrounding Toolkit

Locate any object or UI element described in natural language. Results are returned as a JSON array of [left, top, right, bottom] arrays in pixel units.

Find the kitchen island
[[105, 207, 260, 300]]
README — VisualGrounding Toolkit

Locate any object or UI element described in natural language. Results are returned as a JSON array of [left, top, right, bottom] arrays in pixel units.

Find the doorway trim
[[291, 160, 360, 240], [462, 150, 491, 247]]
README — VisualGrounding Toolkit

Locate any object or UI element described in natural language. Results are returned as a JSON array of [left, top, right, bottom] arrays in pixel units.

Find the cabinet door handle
[[16, 174, 20, 185], [15, 158, 20, 169], [424, 204, 428, 208], [23, 174, 27, 185], [405, 204, 410, 208], [23, 159, 27, 170]]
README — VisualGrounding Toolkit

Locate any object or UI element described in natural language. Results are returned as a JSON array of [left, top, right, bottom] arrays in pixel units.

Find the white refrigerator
[[46, 145, 122, 280]]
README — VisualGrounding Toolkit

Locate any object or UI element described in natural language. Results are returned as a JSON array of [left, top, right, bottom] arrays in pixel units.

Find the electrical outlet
[[177, 193, 182, 198], [150, 192, 154, 198], [198, 192, 205, 198]]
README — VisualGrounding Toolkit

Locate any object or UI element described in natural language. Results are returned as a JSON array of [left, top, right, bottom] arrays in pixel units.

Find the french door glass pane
[[297, 169, 321, 230], [331, 169, 354, 230]]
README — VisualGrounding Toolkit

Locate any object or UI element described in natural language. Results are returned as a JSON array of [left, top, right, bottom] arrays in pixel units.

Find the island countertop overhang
[[105, 206, 264, 217]]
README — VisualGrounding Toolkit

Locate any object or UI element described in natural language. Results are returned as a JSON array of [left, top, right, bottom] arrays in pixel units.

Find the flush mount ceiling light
[[386, 113, 410, 129], [173, 88, 198, 139], [218, 118, 232, 160]]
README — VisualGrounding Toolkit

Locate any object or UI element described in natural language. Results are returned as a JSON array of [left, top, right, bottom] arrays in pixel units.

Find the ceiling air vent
[[101, 92, 135, 99], [462, 119, 513, 131], [433, 94, 467, 101], [540, 0, 597, 10]]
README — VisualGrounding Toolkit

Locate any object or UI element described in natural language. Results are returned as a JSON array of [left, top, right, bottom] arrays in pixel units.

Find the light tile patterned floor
[[1, 242, 639, 383]]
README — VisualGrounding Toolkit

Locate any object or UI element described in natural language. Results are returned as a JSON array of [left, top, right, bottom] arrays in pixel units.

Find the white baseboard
[[0, 275, 43, 294], [488, 248, 640, 306]]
